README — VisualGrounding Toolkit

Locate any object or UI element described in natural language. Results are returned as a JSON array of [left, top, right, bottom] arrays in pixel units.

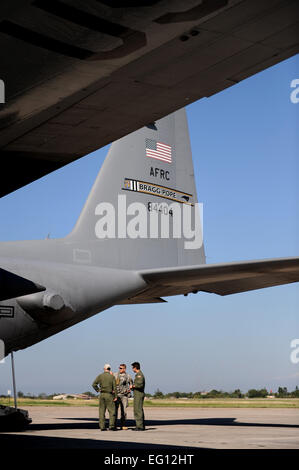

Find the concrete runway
[[0, 406, 298, 449]]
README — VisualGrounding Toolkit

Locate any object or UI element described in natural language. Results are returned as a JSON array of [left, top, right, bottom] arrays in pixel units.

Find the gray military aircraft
[[0, 107, 298, 359], [1, 0, 298, 429]]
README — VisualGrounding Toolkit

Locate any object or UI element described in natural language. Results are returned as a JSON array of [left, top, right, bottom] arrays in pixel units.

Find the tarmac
[[0, 406, 298, 450]]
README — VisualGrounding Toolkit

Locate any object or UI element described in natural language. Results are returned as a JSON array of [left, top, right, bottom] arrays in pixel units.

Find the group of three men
[[92, 361, 145, 431]]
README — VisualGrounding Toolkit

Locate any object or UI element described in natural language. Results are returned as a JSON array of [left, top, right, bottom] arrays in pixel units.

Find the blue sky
[[0, 55, 298, 395]]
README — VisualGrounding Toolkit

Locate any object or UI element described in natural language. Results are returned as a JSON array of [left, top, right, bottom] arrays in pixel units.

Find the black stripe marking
[[33, 0, 129, 37], [155, 0, 228, 24], [0, 20, 93, 60]]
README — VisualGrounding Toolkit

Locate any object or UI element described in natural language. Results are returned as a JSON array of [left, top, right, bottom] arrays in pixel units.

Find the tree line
[[0, 386, 298, 399], [150, 386, 299, 399]]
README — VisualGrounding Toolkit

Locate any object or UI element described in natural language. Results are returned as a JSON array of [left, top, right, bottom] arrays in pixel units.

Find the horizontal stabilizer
[[0, 267, 46, 301], [118, 296, 167, 305], [138, 257, 299, 298]]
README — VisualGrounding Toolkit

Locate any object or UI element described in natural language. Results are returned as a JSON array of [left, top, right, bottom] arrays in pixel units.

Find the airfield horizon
[[1, 397, 298, 409]]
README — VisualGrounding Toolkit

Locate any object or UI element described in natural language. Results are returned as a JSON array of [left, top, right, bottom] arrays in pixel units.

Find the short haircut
[[131, 362, 140, 369], [120, 363, 126, 368]]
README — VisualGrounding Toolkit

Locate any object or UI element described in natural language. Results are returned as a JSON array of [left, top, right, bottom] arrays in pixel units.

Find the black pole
[[11, 352, 17, 410]]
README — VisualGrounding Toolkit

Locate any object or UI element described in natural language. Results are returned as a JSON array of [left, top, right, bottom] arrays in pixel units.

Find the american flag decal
[[145, 139, 172, 164]]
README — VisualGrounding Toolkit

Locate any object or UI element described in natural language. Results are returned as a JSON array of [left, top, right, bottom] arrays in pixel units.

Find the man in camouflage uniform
[[92, 363, 117, 431], [114, 363, 133, 430], [130, 361, 145, 431]]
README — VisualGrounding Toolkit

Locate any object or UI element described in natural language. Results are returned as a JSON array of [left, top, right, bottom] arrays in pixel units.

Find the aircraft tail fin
[[68, 108, 205, 270]]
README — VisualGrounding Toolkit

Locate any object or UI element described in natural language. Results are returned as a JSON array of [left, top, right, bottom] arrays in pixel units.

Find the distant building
[[73, 394, 92, 400], [52, 394, 91, 400], [53, 394, 68, 400]]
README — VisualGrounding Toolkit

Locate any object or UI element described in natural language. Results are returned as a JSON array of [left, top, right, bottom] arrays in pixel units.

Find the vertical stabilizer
[[68, 108, 205, 270]]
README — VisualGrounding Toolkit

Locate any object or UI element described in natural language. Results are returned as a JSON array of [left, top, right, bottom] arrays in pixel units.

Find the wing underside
[[1, 0, 299, 197]]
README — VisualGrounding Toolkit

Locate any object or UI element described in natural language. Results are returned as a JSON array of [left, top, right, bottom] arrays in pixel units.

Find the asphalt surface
[[0, 406, 298, 450]]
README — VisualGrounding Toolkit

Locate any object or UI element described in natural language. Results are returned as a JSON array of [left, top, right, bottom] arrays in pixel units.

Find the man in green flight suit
[[130, 361, 145, 431], [92, 363, 117, 431]]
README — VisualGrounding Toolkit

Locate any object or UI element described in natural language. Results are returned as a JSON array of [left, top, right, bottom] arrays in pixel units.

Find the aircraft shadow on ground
[[0, 432, 200, 450], [1, 415, 298, 449], [54, 417, 299, 429], [1, 416, 297, 433]]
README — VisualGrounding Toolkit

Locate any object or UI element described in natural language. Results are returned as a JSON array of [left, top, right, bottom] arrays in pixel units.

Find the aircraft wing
[[1, 0, 299, 197], [0, 267, 45, 302], [120, 258, 299, 303]]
